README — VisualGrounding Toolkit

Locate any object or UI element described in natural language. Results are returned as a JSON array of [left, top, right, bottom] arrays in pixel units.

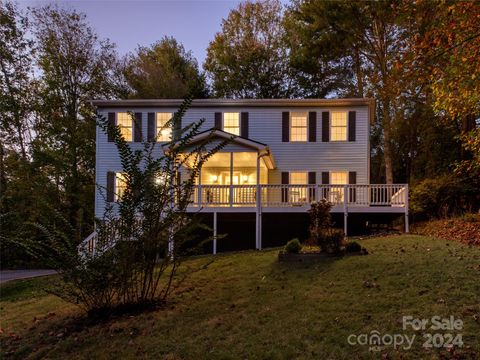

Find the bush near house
[[410, 174, 479, 219], [308, 200, 345, 254], [284, 238, 302, 253]]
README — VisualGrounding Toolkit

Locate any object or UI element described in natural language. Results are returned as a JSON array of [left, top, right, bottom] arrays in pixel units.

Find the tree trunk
[[382, 102, 394, 184], [353, 45, 364, 97]]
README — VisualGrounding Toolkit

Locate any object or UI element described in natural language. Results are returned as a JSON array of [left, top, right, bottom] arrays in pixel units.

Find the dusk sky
[[19, 0, 252, 66]]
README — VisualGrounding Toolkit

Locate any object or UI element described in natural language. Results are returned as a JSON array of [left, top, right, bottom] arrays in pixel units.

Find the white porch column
[[213, 211, 217, 254], [343, 185, 348, 237], [229, 152, 233, 207], [255, 154, 262, 250], [405, 184, 409, 233], [197, 167, 202, 206]]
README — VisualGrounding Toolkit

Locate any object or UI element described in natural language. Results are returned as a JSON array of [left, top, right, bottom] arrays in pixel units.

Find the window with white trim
[[117, 113, 133, 141], [290, 112, 307, 141], [115, 172, 128, 201], [330, 171, 348, 203], [330, 111, 347, 141], [223, 112, 240, 135], [290, 171, 307, 203], [330, 171, 348, 184], [156, 113, 172, 141]]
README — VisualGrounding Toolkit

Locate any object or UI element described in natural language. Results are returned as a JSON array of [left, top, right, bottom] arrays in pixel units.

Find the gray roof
[[89, 98, 375, 123]]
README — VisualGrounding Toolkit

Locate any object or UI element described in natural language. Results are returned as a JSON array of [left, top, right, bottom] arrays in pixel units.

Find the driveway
[[0, 270, 57, 284]]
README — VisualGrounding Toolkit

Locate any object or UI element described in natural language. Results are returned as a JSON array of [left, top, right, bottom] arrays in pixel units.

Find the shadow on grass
[[0, 277, 52, 302]]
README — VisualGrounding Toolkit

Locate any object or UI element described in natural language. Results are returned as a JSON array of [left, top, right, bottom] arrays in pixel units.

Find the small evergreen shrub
[[284, 238, 302, 254]]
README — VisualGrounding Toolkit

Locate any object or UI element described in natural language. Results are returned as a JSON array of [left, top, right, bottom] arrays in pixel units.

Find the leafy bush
[[308, 200, 344, 253], [410, 174, 478, 219], [284, 238, 302, 254], [320, 228, 344, 254], [20, 98, 228, 316], [345, 241, 362, 253]]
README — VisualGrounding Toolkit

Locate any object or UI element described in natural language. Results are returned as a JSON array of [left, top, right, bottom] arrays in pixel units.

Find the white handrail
[[188, 184, 408, 208]]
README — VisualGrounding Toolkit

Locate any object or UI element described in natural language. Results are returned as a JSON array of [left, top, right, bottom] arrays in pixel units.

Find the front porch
[[177, 129, 409, 253]]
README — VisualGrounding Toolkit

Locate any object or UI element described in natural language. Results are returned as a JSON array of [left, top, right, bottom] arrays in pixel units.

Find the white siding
[[95, 106, 369, 217]]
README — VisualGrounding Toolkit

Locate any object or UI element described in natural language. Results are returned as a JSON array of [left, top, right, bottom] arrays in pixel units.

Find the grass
[[1, 235, 480, 359]]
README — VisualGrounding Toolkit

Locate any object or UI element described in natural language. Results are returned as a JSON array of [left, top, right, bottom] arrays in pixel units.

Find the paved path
[[0, 270, 57, 284]]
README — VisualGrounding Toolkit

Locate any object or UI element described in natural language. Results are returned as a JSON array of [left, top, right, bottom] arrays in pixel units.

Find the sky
[[18, 0, 248, 66]]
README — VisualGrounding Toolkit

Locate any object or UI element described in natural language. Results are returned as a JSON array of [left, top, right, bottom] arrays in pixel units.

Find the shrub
[[308, 200, 344, 253], [320, 228, 344, 254], [345, 241, 362, 253], [410, 174, 478, 219], [20, 98, 228, 316], [284, 238, 302, 254]]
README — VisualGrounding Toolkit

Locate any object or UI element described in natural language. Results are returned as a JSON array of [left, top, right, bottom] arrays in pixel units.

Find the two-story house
[[90, 98, 408, 253]]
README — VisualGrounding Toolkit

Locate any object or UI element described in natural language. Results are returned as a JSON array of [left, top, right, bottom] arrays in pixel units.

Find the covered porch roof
[[164, 129, 276, 169]]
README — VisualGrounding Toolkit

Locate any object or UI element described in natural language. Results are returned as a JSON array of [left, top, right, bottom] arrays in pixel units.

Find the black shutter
[[308, 171, 316, 201], [282, 112, 289, 142], [281, 172, 289, 203], [214, 112, 222, 130], [308, 112, 317, 142], [107, 171, 115, 202], [147, 112, 155, 142], [348, 111, 356, 141], [321, 171, 330, 200], [241, 112, 249, 138], [108, 112, 115, 142], [322, 172, 330, 184], [349, 171, 357, 203], [322, 111, 329, 142], [134, 112, 142, 142]]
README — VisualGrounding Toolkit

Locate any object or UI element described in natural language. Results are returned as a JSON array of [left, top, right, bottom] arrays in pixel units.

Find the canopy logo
[[347, 316, 464, 352]]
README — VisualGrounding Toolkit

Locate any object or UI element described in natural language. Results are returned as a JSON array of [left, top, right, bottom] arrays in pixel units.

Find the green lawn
[[1, 235, 480, 359]]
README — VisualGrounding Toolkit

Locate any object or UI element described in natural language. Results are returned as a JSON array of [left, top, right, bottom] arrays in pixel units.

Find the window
[[330, 171, 348, 203], [223, 112, 240, 135], [156, 113, 172, 141], [117, 113, 133, 141], [290, 172, 307, 184], [115, 172, 128, 201], [290, 171, 307, 203], [290, 112, 307, 141], [331, 111, 347, 141], [330, 171, 348, 184]]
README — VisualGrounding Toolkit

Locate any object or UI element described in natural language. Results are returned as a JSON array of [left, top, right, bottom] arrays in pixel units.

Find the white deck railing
[[190, 184, 407, 208]]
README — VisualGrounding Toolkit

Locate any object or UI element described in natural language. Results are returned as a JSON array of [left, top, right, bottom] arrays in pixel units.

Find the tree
[[284, 1, 359, 98], [0, 2, 34, 160], [286, 1, 407, 184], [31, 5, 121, 242], [124, 37, 208, 99], [205, 0, 296, 98]]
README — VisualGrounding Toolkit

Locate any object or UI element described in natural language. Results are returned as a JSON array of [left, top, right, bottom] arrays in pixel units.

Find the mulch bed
[[412, 214, 480, 246]]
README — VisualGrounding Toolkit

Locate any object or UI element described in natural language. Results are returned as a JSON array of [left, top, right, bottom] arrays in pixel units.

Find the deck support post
[[343, 185, 348, 237], [229, 152, 234, 207], [255, 154, 262, 250], [197, 167, 202, 205], [213, 211, 217, 254], [404, 184, 409, 233]]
